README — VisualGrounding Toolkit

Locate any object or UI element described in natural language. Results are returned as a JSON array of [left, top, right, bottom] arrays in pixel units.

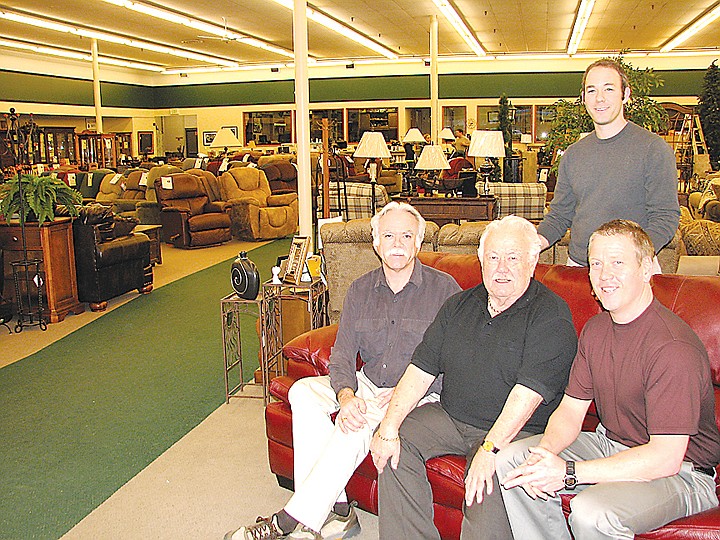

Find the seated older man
[[370, 215, 578, 539]]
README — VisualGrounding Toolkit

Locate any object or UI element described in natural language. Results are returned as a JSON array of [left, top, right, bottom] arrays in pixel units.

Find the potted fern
[[0, 173, 82, 225]]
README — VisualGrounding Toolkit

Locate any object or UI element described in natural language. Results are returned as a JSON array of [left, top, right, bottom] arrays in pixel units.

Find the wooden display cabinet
[[0, 218, 84, 323]]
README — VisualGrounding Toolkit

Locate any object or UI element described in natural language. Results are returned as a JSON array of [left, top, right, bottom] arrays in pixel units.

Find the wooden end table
[[403, 195, 497, 226], [133, 224, 162, 265]]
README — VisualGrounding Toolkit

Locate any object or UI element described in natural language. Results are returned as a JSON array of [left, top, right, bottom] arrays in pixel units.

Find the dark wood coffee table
[[403, 195, 497, 226]]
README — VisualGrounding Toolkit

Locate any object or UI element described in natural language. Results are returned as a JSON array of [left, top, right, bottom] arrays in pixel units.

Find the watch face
[[564, 476, 577, 489]]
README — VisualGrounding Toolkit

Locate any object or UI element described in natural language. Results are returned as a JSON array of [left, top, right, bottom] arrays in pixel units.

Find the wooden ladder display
[[671, 113, 709, 190]]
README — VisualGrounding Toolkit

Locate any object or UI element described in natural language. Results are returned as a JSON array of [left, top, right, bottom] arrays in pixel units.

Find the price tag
[[87, 173, 93, 187], [219, 158, 229, 172], [67, 173, 76, 186], [139, 171, 149, 186], [194, 158, 203, 169], [109, 173, 123, 185], [161, 176, 173, 190]]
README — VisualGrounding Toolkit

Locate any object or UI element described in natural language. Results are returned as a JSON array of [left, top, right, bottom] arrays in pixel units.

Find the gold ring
[[342, 416, 347, 421]]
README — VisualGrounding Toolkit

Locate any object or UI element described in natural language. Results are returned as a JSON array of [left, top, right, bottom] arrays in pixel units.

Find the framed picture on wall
[[202, 131, 217, 146], [222, 126, 238, 138], [138, 131, 154, 154], [487, 111, 500, 123]]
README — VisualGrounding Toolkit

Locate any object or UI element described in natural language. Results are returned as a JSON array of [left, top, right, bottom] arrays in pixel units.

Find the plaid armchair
[[486, 182, 547, 221], [317, 181, 390, 220]]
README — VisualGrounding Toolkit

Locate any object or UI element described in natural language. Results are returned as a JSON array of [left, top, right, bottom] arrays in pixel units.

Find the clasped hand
[[501, 446, 566, 500]]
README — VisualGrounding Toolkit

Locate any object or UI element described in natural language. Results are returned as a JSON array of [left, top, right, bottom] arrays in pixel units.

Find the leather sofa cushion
[[95, 234, 148, 268]]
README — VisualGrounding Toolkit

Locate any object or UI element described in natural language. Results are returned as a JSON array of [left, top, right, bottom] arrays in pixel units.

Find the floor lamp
[[353, 132, 391, 214], [468, 130, 506, 195], [402, 128, 426, 194]]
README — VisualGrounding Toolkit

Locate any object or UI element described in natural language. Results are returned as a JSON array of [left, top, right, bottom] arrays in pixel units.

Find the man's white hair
[[370, 202, 426, 248], [478, 215, 542, 258]]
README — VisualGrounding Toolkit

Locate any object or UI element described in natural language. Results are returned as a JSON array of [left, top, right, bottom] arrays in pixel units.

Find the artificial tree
[[545, 55, 669, 171], [498, 94, 515, 182], [698, 60, 720, 171]]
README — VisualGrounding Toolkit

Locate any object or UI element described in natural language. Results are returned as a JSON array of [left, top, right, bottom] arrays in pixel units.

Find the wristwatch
[[481, 440, 500, 454], [564, 460, 578, 490]]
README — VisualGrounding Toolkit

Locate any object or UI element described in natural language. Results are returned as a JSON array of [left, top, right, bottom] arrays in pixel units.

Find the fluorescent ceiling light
[[0, 38, 164, 71], [431, 0, 485, 57], [567, 0, 595, 55], [0, 9, 239, 67], [269, 0, 398, 59], [661, 4, 720, 53], [101, 0, 295, 59]]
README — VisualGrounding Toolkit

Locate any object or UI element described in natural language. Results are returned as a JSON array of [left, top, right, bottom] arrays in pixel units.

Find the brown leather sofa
[[266, 253, 720, 540], [154, 172, 232, 248], [72, 204, 153, 312]]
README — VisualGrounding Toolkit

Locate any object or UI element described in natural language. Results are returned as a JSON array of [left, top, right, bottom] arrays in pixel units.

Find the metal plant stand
[[11, 259, 46, 332], [220, 293, 261, 403]]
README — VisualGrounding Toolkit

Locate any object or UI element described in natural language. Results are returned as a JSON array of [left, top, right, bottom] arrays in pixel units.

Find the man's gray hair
[[370, 201, 426, 245], [478, 215, 542, 258]]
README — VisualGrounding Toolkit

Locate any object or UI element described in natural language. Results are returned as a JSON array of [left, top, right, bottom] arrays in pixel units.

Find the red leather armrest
[[283, 324, 338, 377]]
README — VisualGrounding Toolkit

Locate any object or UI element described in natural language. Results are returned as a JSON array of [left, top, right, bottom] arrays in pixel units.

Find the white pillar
[[430, 15, 439, 144], [91, 39, 103, 134], [293, 0, 313, 247]]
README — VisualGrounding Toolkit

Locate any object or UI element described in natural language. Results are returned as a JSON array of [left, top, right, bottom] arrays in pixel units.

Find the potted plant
[[698, 60, 720, 171], [0, 173, 83, 225]]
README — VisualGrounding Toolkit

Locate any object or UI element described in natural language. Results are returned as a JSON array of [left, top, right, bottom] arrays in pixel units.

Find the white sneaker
[[287, 523, 321, 539], [319, 502, 361, 540]]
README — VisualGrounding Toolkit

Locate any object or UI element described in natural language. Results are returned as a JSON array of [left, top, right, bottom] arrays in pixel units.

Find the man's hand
[[337, 390, 368, 433], [501, 446, 566, 499], [370, 431, 400, 474], [464, 448, 497, 506]]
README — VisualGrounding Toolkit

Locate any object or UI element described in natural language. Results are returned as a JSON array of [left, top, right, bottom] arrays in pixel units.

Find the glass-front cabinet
[[76, 133, 118, 169]]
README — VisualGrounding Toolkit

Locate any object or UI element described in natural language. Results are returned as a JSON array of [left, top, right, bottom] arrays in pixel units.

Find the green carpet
[[0, 238, 291, 539]]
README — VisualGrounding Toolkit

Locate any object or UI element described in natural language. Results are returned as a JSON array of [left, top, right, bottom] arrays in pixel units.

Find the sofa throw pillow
[[113, 215, 139, 238]]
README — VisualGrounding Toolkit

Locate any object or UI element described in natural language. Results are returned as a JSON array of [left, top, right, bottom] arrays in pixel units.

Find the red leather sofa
[[266, 252, 720, 539]]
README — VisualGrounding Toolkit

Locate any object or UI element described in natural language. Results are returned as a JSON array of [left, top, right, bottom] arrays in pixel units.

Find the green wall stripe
[[154, 80, 295, 108], [309, 75, 429, 102], [0, 68, 706, 110]]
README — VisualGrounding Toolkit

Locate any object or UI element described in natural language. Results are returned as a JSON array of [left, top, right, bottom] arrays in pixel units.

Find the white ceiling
[[0, 0, 719, 73]]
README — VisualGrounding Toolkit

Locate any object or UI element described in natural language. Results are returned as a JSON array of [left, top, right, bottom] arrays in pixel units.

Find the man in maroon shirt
[[497, 219, 720, 539]]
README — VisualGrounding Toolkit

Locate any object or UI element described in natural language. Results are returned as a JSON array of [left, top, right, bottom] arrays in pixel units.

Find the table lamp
[[209, 127, 242, 155], [414, 144, 450, 196], [353, 131, 391, 213], [468, 130, 505, 195], [403, 128, 425, 145], [439, 127, 456, 141]]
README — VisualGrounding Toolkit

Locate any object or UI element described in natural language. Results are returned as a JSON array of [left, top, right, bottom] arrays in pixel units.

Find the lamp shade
[[414, 144, 450, 170], [439, 127, 456, 141], [353, 132, 391, 159], [209, 127, 242, 149], [403, 128, 426, 144], [468, 130, 505, 158]]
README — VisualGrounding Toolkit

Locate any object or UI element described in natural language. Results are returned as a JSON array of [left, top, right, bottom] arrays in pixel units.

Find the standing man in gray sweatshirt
[[536, 59, 679, 270]]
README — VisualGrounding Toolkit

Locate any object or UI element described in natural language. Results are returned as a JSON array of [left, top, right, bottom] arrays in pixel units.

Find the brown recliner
[[154, 172, 232, 248], [218, 167, 298, 240], [72, 204, 153, 312], [259, 161, 298, 195]]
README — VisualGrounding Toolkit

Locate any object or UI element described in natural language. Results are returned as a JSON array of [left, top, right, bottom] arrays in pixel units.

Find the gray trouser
[[496, 424, 719, 540], [378, 402, 535, 540]]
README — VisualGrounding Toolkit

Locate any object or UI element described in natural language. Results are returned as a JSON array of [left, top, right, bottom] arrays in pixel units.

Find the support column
[[91, 39, 103, 134], [430, 15, 439, 144], [293, 0, 313, 247]]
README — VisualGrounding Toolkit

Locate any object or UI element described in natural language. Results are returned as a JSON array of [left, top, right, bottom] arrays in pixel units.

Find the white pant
[[284, 370, 437, 532]]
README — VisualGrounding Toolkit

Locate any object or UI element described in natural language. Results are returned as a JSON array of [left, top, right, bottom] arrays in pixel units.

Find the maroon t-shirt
[[566, 298, 720, 470]]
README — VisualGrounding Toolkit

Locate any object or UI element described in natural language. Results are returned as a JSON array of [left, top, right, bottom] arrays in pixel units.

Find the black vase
[[231, 251, 260, 300]]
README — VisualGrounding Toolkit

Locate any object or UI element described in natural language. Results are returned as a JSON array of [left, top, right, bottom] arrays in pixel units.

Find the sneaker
[[287, 524, 322, 539], [224, 515, 284, 540], [320, 501, 361, 540]]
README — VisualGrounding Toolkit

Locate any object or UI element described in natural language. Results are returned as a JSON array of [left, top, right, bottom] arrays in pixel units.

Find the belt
[[695, 466, 716, 477]]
